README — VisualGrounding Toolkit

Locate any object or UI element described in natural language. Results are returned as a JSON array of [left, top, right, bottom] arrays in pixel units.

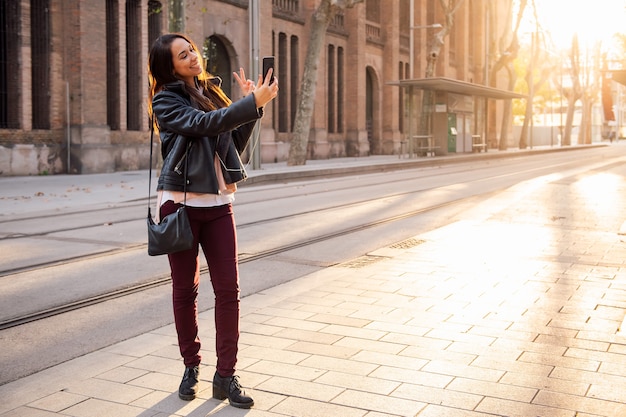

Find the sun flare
[[529, 0, 626, 51]]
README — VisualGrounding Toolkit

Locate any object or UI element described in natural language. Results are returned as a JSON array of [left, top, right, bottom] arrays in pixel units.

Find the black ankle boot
[[178, 366, 199, 401], [212, 371, 254, 409]]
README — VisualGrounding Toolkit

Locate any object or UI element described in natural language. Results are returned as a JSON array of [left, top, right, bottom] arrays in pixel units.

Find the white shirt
[[155, 154, 236, 221]]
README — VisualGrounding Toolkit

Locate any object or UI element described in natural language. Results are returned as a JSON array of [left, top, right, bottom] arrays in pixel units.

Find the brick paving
[[2, 149, 626, 416]]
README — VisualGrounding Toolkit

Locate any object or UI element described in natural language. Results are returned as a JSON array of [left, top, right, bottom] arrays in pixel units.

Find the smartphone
[[262, 56, 275, 84]]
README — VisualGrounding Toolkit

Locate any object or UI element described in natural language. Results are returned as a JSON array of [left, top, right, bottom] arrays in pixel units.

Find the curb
[[243, 144, 608, 186]]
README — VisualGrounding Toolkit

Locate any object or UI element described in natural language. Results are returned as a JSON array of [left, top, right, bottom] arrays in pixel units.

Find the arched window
[[365, 66, 380, 154], [203, 36, 232, 98]]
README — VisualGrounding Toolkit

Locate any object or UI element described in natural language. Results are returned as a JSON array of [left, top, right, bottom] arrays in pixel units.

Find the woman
[[148, 33, 277, 408]]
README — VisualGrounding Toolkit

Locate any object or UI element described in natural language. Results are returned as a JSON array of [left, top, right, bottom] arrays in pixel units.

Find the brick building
[[0, 0, 515, 175]]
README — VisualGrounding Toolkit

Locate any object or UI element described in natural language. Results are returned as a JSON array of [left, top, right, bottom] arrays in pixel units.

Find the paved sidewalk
[[2, 144, 626, 416]]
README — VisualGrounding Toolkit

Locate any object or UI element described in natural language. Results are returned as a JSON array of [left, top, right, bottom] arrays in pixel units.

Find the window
[[278, 33, 288, 132], [31, 0, 51, 129], [290, 35, 298, 131], [325, 44, 344, 134], [203, 36, 232, 98], [0, 0, 20, 128], [366, 69, 374, 144], [107, 0, 120, 130], [148, 1, 162, 51], [337, 47, 344, 133], [327, 45, 335, 133], [399, 62, 404, 133], [126, 0, 141, 131]]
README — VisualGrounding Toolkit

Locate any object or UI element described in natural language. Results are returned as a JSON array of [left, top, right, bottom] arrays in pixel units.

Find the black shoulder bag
[[146, 117, 194, 256]]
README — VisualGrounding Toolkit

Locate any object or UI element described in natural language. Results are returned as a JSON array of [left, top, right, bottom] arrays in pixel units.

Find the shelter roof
[[387, 77, 525, 100]]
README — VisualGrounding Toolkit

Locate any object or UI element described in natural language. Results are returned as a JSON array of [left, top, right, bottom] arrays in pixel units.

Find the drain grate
[[390, 238, 425, 250], [340, 255, 386, 269]]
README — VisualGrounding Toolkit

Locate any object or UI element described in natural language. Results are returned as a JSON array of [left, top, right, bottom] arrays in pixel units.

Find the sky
[[526, 0, 626, 51]]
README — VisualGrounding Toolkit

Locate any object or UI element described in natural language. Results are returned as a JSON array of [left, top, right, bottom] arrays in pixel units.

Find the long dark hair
[[148, 33, 231, 125]]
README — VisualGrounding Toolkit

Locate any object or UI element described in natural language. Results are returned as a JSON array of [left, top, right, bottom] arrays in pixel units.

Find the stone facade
[[0, 0, 512, 175]]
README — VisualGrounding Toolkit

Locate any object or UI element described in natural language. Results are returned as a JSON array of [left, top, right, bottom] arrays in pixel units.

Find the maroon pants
[[160, 201, 240, 377]]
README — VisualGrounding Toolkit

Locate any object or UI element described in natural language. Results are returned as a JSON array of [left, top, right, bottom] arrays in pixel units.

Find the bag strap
[[148, 115, 155, 216], [148, 114, 188, 218]]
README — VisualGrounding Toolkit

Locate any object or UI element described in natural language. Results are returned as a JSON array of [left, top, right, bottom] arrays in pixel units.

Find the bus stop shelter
[[388, 77, 524, 156]]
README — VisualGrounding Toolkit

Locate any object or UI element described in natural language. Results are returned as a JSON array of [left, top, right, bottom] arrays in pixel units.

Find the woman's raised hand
[[233, 68, 256, 96], [252, 68, 278, 108], [233, 67, 278, 108]]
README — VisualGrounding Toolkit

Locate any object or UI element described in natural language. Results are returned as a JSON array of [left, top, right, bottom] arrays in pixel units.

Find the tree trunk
[[563, 92, 576, 146], [499, 66, 516, 150], [580, 96, 593, 144], [563, 35, 582, 146], [519, 108, 529, 149], [519, 67, 532, 149], [492, 0, 526, 150], [168, 0, 184, 32], [287, 2, 331, 166], [578, 44, 601, 145], [288, 0, 364, 166]]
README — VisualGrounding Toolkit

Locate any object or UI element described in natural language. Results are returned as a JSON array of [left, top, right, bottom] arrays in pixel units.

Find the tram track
[[0, 149, 597, 232], [0, 168, 478, 276], [0, 172, 504, 279], [0, 191, 484, 331], [0, 151, 613, 332]]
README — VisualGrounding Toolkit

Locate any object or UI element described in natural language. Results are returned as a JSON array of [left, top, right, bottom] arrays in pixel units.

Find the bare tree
[[288, 0, 364, 166], [488, 0, 527, 150], [517, 0, 558, 149], [562, 35, 582, 146], [418, 0, 464, 136], [578, 42, 601, 144], [168, 0, 184, 32], [518, 32, 553, 148]]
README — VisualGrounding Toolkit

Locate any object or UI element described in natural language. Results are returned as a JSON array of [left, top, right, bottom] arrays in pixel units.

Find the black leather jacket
[[152, 80, 261, 194]]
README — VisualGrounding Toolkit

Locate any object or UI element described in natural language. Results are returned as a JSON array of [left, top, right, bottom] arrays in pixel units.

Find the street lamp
[[249, 0, 261, 169], [530, 31, 535, 149], [406, 13, 441, 156]]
